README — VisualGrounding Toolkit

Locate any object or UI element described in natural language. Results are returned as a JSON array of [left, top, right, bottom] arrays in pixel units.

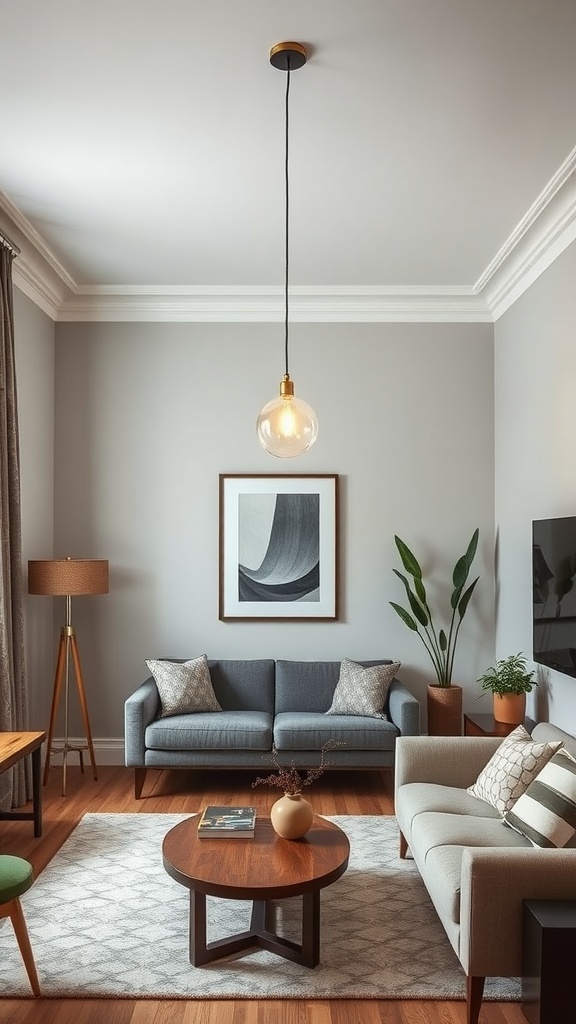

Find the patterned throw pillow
[[145, 656, 222, 718], [326, 659, 400, 719], [504, 748, 576, 847], [466, 725, 563, 814]]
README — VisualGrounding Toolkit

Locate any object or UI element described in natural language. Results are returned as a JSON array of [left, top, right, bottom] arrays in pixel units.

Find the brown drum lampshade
[[28, 558, 109, 597]]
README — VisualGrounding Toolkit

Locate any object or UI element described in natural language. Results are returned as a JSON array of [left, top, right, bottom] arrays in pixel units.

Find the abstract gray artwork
[[219, 474, 338, 621], [238, 492, 320, 602]]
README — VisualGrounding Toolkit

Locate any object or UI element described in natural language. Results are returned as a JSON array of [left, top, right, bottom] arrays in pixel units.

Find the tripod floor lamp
[[28, 557, 109, 796]]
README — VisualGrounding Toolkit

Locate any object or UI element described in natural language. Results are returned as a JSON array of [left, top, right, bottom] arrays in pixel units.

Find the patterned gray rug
[[0, 813, 520, 1000]]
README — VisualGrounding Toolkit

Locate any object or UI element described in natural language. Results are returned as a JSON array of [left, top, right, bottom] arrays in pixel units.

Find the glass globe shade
[[257, 393, 318, 458]]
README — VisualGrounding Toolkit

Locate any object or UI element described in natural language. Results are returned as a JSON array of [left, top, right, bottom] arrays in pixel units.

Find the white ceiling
[[1, 0, 576, 321]]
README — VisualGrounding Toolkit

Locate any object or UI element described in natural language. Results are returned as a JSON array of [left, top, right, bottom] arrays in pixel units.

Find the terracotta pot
[[427, 684, 463, 736], [493, 692, 526, 725], [270, 792, 314, 839]]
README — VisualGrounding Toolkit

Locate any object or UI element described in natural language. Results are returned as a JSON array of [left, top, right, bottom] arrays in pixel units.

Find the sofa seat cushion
[[410, 809, 530, 867], [397, 782, 502, 836], [273, 711, 399, 751], [145, 711, 273, 751]]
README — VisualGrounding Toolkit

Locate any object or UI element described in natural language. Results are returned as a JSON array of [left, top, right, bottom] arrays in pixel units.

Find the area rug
[[0, 813, 520, 1000]]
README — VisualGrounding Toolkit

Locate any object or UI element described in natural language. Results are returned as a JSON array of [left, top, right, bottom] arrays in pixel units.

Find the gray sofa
[[125, 658, 419, 798], [395, 722, 576, 1024]]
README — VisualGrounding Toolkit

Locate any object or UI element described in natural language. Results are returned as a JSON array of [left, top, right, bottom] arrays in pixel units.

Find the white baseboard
[[42, 737, 126, 766]]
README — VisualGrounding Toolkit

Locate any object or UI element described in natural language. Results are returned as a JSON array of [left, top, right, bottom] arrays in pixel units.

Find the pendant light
[[257, 42, 318, 458]]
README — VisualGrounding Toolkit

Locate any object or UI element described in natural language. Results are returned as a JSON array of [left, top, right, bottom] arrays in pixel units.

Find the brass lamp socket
[[280, 374, 295, 398]]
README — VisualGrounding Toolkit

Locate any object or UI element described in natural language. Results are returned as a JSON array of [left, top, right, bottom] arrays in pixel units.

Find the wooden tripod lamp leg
[[42, 627, 98, 793], [69, 631, 98, 781], [42, 631, 67, 786]]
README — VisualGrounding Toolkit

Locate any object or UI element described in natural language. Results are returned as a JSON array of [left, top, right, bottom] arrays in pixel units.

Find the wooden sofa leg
[[399, 830, 408, 859], [134, 767, 147, 799], [466, 975, 485, 1024]]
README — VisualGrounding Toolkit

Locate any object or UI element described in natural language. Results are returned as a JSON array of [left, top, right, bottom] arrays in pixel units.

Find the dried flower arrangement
[[252, 740, 345, 796]]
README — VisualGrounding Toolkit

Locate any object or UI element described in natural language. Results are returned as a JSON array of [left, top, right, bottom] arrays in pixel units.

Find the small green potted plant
[[390, 529, 480, 735], [477, 652, 537, 725]]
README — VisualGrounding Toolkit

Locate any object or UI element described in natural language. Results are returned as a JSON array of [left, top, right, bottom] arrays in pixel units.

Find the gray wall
[[494, 238, 576, 731], [44, 319, 494, 756]]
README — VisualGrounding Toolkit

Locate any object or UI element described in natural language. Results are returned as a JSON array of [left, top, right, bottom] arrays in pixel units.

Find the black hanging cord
[[284, 58, 291, 378]]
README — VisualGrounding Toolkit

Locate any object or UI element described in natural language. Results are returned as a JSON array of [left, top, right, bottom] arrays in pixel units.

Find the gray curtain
[[0, 237, 30, 809]]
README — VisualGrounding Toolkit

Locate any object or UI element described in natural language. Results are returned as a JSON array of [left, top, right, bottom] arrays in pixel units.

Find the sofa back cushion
[[207, 660, 275, 714], [532, 722, 576, 759], [275, 659, 397, 714]]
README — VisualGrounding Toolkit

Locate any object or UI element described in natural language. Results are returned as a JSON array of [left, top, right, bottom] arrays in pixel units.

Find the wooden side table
[[463, 713, 516, 737], [522, 900, 576, 1023], [0, 731, 46, 837]]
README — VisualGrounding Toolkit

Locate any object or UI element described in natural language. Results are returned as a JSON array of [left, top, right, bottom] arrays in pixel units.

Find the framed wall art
[[219, 474, 339, 621]]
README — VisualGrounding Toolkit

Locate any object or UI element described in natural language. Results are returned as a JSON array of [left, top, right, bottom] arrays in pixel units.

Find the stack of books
[[197, 805, 257, 839]]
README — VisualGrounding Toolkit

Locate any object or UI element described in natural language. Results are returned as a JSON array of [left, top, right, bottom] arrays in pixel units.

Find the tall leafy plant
[[390, 529, 480, 687]]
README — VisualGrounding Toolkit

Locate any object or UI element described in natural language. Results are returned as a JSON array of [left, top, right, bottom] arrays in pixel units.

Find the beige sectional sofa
[[394, 722, 576, 1024]]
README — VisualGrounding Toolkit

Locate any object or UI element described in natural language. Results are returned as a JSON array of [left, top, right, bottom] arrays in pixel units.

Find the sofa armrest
[[124, 677, 160, 766], [387, 679, 420, 736], [394, 735, 502, 793], [459, 846, 576, 977]]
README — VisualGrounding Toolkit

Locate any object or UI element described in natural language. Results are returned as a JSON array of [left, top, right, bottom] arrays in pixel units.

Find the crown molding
[[0, 186, 76, 318], [474, 145, 576, 320], [57, 285, 491, 323], [3, 150, 576, 324]]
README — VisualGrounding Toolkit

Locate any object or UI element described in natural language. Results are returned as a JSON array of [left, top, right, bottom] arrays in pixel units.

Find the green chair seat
[[0, 855, 40, 995], [0, 855, 34, 903]]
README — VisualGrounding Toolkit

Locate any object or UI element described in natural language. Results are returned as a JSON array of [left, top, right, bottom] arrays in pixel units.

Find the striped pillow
[[504, 749, 576, 848]]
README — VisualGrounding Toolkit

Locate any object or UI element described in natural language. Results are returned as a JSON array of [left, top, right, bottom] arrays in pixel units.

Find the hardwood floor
[[1, 764, 526, 1023]]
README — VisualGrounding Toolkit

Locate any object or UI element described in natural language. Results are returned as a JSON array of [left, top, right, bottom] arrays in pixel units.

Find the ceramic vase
[[427, 684, 463, 736], [270, 792, 314, 839], [493, 692, 526, 725]]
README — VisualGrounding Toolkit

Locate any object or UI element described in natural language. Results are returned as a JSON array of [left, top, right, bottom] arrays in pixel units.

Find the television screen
[[533, 515, 576, 678]]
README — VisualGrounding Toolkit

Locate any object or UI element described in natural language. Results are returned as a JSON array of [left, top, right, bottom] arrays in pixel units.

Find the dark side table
[[522, 900, 576, 1023], [463, 713, 516, 737]]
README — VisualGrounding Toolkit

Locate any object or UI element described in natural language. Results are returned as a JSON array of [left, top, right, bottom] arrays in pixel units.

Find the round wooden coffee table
[[162, 813, 349, 968]]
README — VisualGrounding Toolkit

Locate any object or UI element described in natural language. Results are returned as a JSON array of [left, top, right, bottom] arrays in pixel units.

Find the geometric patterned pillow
[[145, 656, 222, 718], [466, 724, 563, 815], [504, 748, 576, 847], [325, 659, 400, 719]]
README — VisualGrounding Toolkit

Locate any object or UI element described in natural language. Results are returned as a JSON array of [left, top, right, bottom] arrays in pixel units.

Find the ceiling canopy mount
[[269, 41, 307, 72]]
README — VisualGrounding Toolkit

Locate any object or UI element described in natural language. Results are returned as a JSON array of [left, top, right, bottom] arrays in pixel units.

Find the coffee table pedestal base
[[190, 889, 320, 968]]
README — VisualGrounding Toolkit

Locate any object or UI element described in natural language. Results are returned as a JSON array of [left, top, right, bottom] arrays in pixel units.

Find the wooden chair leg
[[4, 897, 40, 996], [399, 829, 408, 858], [466, 974, 485, 1024]]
